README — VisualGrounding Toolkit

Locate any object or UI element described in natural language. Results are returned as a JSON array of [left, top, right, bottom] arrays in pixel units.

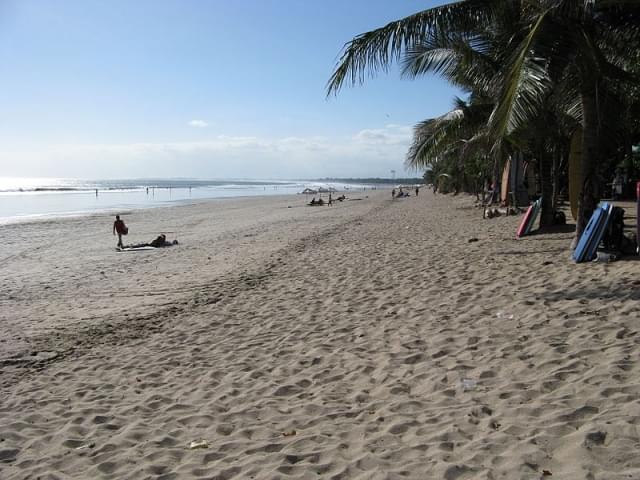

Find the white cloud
[[188, 120, 209, 128], [353, 125, 412, 146], [0, 125, 416, 179]]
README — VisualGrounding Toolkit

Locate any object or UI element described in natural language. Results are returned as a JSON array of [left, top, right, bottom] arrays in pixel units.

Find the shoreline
[[2, 190, 639, 479], [0, 177, 389, 226], [0, 189, 367, 227], [0, 192, 294, 227]]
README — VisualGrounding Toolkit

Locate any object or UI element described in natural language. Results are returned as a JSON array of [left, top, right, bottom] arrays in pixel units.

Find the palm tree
[[489, 1, 640, 237], [328, 0, 640, 240], [406, 96, 494, 197]]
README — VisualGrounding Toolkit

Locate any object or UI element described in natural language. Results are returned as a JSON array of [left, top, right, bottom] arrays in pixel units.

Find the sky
[[0, 0, 461, 179]]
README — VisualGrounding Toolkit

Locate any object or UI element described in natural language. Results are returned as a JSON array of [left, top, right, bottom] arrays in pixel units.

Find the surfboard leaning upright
[[524, 199, 542, 235], [500, 157, 511, 205], [573, 202, 613, 263], [516, 203, 535, 238], [516, 198, 542, 238]]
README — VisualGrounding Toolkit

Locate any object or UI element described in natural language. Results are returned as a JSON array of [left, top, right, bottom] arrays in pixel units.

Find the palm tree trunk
[[551, 146, 560, 211], [576, 85, 600, 240], [539, 148, 554, 227], [492, 156, 501, 204]]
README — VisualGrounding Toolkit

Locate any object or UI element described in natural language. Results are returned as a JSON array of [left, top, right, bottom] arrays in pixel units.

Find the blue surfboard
[[573, 202, 612, 262]]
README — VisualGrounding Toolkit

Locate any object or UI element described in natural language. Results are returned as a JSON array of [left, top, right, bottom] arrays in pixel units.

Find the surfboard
[[573, 207, 603, 262], [116, 246, 156, 252], [589, 203, 614, 261], [500, 157, 511, 205], [524, 198, 542, 235], [516, 198, 542, 238], [516, 204, 535, 238], [568, 128, 582, 221], [573, 202, 613, 262]]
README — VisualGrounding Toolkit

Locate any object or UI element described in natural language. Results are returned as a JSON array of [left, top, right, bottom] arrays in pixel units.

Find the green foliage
[[328, 0, 640, 235]]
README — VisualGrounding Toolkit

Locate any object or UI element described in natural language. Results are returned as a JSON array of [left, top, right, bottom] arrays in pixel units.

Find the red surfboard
[[516, 204, 535, 238], [516, 199, 541, 238]]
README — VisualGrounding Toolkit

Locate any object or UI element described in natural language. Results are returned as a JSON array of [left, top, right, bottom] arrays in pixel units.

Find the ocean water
[[0, 177, 371, 224]]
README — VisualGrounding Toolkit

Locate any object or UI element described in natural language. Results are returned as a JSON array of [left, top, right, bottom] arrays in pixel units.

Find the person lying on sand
[[149, 234, 171, 248], [122, 234, 178, 249]]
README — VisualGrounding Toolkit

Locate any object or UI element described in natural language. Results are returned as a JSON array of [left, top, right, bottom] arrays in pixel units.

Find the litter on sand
[[188, 440, 210, 449], [461, 379, 477, 391]]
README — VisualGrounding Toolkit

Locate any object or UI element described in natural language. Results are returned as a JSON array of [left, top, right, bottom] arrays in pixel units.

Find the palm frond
[[488, 9, 552, 141], [406, 98, 492, 170], [401, 33, 499, 94], [326, 0, 496, 96]]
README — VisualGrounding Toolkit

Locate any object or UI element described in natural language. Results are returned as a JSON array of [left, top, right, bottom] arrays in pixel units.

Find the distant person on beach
[[392, 188, 396, 199], [491, 179, 499, 203], [415, 187, 419, 197], [113, 215, 128, 248], [612, 169, 624, 199]]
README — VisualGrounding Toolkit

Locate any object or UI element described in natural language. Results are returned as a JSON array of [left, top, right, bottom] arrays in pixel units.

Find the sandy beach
[[1, 191, 639, 480]]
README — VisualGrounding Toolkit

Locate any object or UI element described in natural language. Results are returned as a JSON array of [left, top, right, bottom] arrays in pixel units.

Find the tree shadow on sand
[[535, 223, 576, 235], [541, 284, 640, 303], [495, 248, 569, 256]]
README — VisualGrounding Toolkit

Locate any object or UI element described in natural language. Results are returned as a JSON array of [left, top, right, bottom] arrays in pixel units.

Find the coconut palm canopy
[[328, 0, 640, 238]]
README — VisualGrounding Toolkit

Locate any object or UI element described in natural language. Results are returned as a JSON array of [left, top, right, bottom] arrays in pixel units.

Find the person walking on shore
[[113, 215, 128, 248]]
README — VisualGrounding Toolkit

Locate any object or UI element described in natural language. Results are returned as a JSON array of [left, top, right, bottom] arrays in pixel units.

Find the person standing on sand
[[113, 215, 128, 248], [415, 186, 419, 197]]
